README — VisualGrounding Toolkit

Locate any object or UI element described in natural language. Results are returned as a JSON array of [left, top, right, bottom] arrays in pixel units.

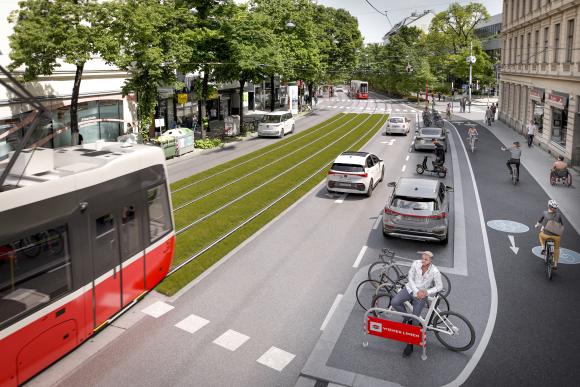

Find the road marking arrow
[[508, 235, 519, 254], [381, 139, 396, 145]]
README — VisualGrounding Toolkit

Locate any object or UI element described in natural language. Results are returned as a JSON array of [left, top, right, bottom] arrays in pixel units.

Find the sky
[[316, 0, 503, 44]]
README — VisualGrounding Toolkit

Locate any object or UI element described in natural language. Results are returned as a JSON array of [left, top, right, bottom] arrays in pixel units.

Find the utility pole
[[468, 41, 473, 113]]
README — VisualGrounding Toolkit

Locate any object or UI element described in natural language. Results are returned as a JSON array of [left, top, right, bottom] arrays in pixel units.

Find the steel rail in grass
[[175, 113, 379, 236], [172, 114, 362, 212], [167, 113, 387, 276], [171, 113, 347, 194]]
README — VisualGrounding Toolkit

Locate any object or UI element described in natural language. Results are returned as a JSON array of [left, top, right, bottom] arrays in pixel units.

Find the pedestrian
[[490, 103, 497, 122], [431, 96, 436, 109], [526, 120, 537, 147], [437, 92, 441, 102], [485, 107, 493, 126], [78, 133, 84, 145], [391, 251, 443, 358], [313, 94, 318, 106]]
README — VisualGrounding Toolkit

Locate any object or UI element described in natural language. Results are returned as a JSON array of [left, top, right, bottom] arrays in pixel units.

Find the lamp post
[[466, 41, 476, 113]]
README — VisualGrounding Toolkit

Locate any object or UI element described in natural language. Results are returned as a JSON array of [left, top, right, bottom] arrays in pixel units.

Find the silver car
[[383, 178, 453, 243], [413, 127, 448, 152]]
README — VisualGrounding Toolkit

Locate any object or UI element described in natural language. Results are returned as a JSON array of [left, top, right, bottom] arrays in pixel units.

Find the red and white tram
[[0, 143, 175, 387], [350, 80, 369, 99]]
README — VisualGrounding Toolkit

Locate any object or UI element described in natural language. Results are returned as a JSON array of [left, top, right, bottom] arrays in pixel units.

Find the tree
[[9, 0, 106, 145]]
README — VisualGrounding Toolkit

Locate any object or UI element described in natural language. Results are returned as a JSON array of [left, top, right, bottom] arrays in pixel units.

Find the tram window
[[147, 185, 171, 243], [0, 225, 72, 327], [121, 205, 140, 259], [96, 214, 115, 237]]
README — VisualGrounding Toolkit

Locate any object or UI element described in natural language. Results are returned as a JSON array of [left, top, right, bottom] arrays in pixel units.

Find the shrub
[[195, 138, 223, 149]]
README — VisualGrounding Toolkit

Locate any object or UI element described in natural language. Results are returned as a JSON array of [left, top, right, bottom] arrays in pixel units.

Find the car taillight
[[429, 212, 447, 219], [384, 208, 398, 215]]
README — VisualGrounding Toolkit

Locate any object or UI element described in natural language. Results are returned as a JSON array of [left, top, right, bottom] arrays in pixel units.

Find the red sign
[[530, 88, 543, 101], [547, 93, 567, 109], [367, 316, 424, 346]]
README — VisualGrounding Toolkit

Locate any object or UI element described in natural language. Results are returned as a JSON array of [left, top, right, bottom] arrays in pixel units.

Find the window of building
[[566, 19, 575, 63], [526, 33, 531, 64], [147, 185, 172, 243], [551, 107, 568, 147], [534, 30, 540, 63], [0, 225, 71, 327], [520, 34, 524, 63], [514, 36, 518, 63], [512, 0, 515, 21], [554, 23, 561, 63], [543, 27, 550, 63]]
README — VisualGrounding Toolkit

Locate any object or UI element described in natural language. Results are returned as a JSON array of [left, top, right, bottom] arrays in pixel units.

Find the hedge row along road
[[158, 113, 388, 295]]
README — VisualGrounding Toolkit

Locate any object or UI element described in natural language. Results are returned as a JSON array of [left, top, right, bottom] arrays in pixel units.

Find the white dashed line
[[320, 294, 343, 331], [141, 301, 174, 318], [175, 314, 210, 334], [352, 245, 368, 268], [257, 347, 296, 372], [373, 215, 382, 230], [213, 329, 250, 351], [402, 165, 407, 172], [405, 155, 410, 161], [334, 194, 347, 203]]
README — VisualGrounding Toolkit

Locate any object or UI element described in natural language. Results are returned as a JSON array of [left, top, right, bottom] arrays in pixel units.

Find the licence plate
[[337, 182, 351, 188], [404, 216, 428, 223]]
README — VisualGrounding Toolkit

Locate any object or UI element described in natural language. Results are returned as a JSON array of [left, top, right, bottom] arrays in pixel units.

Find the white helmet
[[548, 199, 559, 209]]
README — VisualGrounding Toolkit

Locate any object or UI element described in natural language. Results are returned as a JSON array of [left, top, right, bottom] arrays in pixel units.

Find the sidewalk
[[453, 109, 580, 234]]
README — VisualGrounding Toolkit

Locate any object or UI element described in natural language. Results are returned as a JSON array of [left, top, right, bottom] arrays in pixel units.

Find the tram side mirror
[[387, 181, 397, 188]]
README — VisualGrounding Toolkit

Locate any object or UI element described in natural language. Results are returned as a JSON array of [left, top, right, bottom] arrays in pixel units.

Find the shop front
[[547, 92, 569, 149], [530, 87, 544, 133]]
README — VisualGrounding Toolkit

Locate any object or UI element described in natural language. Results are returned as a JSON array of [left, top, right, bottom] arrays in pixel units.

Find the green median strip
[[157, 113, 388, 295]]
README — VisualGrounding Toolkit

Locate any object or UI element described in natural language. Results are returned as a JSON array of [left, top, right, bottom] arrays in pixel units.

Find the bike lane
[[449, 119, 580, 386]]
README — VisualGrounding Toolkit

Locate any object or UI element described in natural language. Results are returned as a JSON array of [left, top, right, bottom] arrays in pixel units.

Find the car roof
[[389, 116, 405, 120], [394, 178, 439, 199], [333, 151, 369, 165], [264, 111, 291, 116], [420, 127, 443, 131]]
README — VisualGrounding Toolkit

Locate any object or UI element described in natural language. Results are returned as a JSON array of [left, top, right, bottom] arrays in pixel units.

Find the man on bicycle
[[467, 127, 478, 141], [391, 251, 443, 357], [535, 200, 564, 270], [502, 141, 521, 181]]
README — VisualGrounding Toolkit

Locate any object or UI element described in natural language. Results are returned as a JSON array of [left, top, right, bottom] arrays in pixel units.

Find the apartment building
[[499, 0, 580, 166]]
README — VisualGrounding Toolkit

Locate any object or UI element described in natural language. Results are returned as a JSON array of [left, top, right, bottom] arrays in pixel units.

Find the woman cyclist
[[535, 200, 565, 270]]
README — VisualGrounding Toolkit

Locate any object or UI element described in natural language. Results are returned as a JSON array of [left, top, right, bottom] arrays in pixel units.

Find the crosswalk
[[142, 301, 296, 373], [322, 106, 419, 113]]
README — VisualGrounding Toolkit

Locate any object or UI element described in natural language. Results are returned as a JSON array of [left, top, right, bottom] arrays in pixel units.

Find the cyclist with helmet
[[535, 200, 565, 270]]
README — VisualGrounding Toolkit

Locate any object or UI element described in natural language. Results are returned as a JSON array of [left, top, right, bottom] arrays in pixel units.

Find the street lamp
[[466, 41, 476, 113]]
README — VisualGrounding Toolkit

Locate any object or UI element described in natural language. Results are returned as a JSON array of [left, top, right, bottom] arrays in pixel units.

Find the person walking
[[485, 107, 493, 126], [526, 120, 537, 147], [391, 251, 443, 357], [490, 103, 497, 122]]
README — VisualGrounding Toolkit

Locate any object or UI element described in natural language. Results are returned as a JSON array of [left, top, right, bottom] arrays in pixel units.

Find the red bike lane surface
[[452, 120, 580, 386]]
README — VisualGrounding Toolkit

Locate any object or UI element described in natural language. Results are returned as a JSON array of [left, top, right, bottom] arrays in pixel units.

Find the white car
[[257, 111, 295, 138], [326, 151, 384, 197], [385, 116, 410, 135]]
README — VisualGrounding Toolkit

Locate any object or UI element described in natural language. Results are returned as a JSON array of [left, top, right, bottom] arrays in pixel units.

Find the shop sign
[[177, 93, 188, 104], [547, 93, 567, 109], [530, 88, 544, 102]]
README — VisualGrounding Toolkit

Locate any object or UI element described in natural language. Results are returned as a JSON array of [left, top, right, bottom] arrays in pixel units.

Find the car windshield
[[331, 163, 364, 173], [262, 115, 282, 123], [391, 196, 438, 211], [420, 128, 442, 136], [390, 118, 404, 123]]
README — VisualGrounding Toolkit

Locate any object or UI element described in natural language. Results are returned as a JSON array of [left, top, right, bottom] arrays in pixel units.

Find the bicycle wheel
[[546, 247, 553, 280], [367, 262, 388, 284], [440, 272, 451, 297], [356, 280, 383, 311], [370, 294, 392, 318], [431, 311, 475, 352]]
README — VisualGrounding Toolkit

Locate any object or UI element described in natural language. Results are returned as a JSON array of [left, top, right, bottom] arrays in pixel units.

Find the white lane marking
[[320, 294, 343, 331], [443, 122, 498, 387], [175, 314, 210, 334], [395, 109, 400, 112], [508, 235, 519, 254], [401, 165, 407, 172], [352, 245, 368, 268], [257, 347, 296, 372], [373, 214, 382, 230], [213, 329, 250, 351], [334, 194, 347, 203], [405, 155, 410, 161], [141, 301, 174, 318]]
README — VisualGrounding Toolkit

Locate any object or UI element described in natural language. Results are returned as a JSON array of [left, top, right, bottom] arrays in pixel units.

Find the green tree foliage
[[8, 0, 105, 143]]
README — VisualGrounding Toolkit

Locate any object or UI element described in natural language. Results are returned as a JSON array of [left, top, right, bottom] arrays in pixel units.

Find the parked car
[[257, 111, 295, 138], [383, 178, 453, 243], [412, 127, 448, 152], [385, 116, 410, 135], [326, 151, 384, 197]]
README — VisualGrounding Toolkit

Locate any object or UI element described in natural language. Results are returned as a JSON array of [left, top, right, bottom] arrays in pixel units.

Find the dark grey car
[[413, 127, 448, 152], [383, 178, 453, 243]]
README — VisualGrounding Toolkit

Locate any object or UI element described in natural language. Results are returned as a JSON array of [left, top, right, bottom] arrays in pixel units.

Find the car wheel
[[379, 166, 384, 182], [366, 180, 374, 197], [441, 230, 449, 244]]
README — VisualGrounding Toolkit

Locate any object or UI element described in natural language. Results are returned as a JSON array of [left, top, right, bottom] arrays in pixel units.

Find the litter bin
[[153, 135, 176, 159], [163, 127, 195, 156]]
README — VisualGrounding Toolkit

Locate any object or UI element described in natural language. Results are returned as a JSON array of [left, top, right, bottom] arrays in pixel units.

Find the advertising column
[[288, 85, 298, 115]]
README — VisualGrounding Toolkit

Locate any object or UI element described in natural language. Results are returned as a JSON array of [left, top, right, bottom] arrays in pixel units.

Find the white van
[[257, 111, 295, 138]]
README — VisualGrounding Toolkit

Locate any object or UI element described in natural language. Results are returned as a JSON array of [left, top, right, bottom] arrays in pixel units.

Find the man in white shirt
[[391, 251, 443, 357], [526, 120, 537, 148]]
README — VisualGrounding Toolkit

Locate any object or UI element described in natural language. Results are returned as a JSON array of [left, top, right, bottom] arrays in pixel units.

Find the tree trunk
[[308, 83, 313, 107], [270, 74, 275, 112], [70, 62, 84, 146], [201, 69, 209, 139], [239, 78, 245, 130]]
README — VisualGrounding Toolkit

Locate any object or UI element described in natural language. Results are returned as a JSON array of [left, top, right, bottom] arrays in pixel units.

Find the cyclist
[[501, 141, 521, 181], [467, 127, 478, 142], [391, 251, 443, 358], [535, 200, 564, 270], [446, 103, 452, 119]]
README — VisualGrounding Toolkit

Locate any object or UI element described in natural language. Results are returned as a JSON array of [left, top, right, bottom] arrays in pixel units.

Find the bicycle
[[467, 134, 477, 153], [367, 249, 451, 297], [364, 293, 475, 354], [509, 162, 519, 185], [543, 238, 556, 280]]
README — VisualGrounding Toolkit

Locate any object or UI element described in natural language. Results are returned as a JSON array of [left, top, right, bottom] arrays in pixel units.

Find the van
[[257, 111, 295, 138]]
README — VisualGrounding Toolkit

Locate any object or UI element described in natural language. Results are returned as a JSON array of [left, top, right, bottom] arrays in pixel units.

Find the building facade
[[499, 0, 580, 166]]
